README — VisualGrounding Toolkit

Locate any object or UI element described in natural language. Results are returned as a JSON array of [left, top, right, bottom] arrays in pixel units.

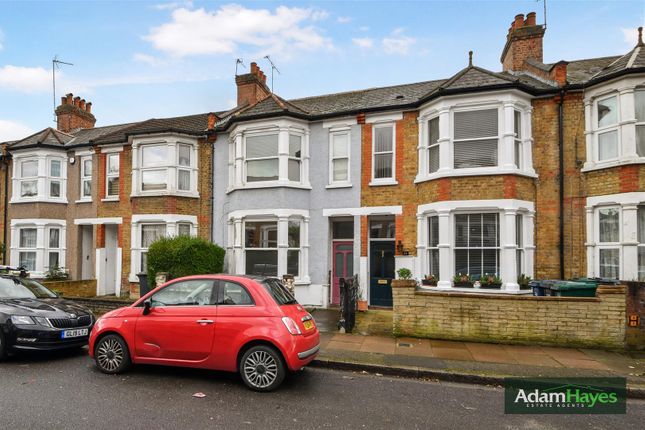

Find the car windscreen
[[261, 279, 297, 305], [0, 277, 58, 299]]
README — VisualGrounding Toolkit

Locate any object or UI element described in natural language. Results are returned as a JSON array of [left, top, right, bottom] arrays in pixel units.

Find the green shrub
[[397, 268, 412, 280], [146, 235, 225, 287]]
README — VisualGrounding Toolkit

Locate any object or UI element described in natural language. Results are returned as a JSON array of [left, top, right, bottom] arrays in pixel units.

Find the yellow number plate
[[303, 320, 314, 330]]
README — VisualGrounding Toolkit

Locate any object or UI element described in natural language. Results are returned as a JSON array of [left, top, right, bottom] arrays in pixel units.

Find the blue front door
[[369, 241, 395, 307]]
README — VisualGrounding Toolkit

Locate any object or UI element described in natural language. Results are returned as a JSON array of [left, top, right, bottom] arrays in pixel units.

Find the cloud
[[359, 26, 369, 32], [310, 9, 329, 22], [382, 28, 415, 55], [621, 27, 639, 46], [152, 1, 193, 11], [144, 5, 333, 58], [133, 53, 163, 66], [352, 37, 374, 49], [0, 28, 4, 50], [0, 120, 34, 142], [337, 16, 352, 24], [0, 65, 51, 93]]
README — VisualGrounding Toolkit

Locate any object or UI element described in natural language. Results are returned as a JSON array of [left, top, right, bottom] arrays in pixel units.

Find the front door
[[331, 241, 353, 305], [134, 279, 216, 363], [369, 241, 395, 307]]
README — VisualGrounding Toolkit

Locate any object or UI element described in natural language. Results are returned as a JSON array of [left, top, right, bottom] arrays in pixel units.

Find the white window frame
[[415, 92, 535, 183], [228, 209, 310, 284], [427, 215, 439, 278], [47, 226, 63, 270], [128, 214, 198, 282], [10, 151, 67, 204], [228, 119, 311, 192], [635, 88, 645, 157], [595, 206, 621, 279], [453, 212, 500, 277], [9, 219, 66, 278], [514, 109, 522, 169], [79, 155, 93, 201], [131, 135, 199, 198], [452, 107, 500, 170], [583, 76, 645, 172], [417, 199, 535, 292], [328, 127, 351, 187], [516, 213, 525, 278], [105, 152, 120, 200], [427, 116, 440, 174], [370, 122, 396, 185], [244, 132, 280, 184]]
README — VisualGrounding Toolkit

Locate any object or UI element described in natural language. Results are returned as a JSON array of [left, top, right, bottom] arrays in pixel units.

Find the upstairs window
[[20, 160, 38, 198], [329, 130, 350, 184], [428, 117, 440, 174], [372, 124, 395, 180], [49, 160, 61, 198], [177, 144, 192, 191], [597, 95, 619, 161], [514, 110, 522, 169], [288, 135, 302, 182], [453, 109, 498, 169], [106, 153, 120, 198], [81, 156, 92, 199], [246, 134, 279, 183], [132, 138, 198, 196], [636, 90, 645, 157], [141, 145, 167, 191]]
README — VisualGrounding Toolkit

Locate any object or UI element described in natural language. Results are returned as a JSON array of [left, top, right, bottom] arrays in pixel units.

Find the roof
[[9, 128, 74, 150], [547, 56, 622, 85], [64, 123, 137, 148], [589, 44, 645, 83]]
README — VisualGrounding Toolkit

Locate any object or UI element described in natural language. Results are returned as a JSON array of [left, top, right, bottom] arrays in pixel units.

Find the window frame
[[243, 219, 279, 277], [514, 109, 522, 169], [80, 156, 93, 200], [10, 220, 66, 277], [139, 223, 167, 273], [595, 206, 621, 279], [427, 215, 439, 278], [105, 153, 120, 199], [11, 152, 67, 203], [452, 107, 500, 170], [594, 93, 621, 163], [328, 128, 351, 186], [244, 133, 280, 184], [453, 212, 500, 278], [371, 122, 396, 183], [635, 89, 645, 158], [427, 116, 440, 174]]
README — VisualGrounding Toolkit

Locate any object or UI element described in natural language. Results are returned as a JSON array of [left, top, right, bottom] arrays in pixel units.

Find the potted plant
[[392, 268, 417, 289], [421, 274, 438, 286], [453, 273, 473, 288], [517, 273, 532, 289], [479, 273, 503, 289], [397, 268, 412, 280], [352, 274, 368, 312]]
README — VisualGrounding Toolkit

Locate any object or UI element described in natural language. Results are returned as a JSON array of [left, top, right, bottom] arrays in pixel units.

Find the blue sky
[[0, 0, 642, 141]]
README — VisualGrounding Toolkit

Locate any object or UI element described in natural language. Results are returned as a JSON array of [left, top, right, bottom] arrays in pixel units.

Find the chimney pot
[[638, 27, 644, 47], [80, 99, 86, 110], [61, 96, 67, 105], [514, 14, 525, 28], [207, 112, 216, 130], [250, 62, 259, 75], [86, 102, 92, 113], [525, 12, 536, 26], [73, 96, 81, 107], [56, 93, 96, 132], [66, 93, 73, 104]]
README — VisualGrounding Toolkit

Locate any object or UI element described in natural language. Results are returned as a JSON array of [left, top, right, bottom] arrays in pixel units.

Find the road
[[0, 348, 643, 430]]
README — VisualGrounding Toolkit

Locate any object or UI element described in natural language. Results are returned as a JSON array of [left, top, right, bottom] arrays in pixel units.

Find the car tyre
[[94, 334, 131, 374], [0, 331, 7, 361], [239, 345, 286, 392]]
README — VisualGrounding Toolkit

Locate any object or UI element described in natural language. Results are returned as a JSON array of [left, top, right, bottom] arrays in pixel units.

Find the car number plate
[[303, 320, 314, 330], [61, 328, 88, 339]]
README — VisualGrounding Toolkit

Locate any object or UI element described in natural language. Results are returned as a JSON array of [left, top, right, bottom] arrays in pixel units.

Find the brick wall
[[42, 279, 97, 297], [64, 296, 134, 316], [625, 282, 644, 350], [393, 282, 626, 349]]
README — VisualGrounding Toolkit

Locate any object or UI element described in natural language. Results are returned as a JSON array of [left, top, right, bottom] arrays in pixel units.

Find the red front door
[[331, 241, 353, 305]]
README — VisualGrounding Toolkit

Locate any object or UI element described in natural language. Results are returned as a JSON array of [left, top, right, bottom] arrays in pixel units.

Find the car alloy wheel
[[240, 345, 285, 391], [95, 335, 130, 374]]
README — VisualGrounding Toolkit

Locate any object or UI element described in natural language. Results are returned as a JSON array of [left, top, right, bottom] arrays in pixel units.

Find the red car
[[89, 275, 319, 391]]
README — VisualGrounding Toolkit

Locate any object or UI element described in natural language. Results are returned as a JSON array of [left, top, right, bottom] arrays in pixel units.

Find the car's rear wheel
[[94, 334, 131, 374], [0, 332, 7, 361], [239, 345, 286, 392]]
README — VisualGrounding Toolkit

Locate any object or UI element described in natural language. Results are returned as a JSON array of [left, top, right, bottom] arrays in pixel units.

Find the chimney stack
[[55, 92, 96, 133], [500, 11, 546, 72], [235, 61, 271, 107]]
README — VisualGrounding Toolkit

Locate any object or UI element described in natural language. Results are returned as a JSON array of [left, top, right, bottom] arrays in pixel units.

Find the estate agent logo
[[504, 378, 626, 414]]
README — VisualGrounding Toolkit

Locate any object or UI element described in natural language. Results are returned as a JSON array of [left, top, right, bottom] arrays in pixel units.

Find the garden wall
[[42, 279, 97, 298], [392, 283, 626, 349]]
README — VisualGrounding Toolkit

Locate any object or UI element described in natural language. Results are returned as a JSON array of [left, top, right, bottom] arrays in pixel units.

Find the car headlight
[[33, 317, 51, 327], [11, 315, 35, 325]]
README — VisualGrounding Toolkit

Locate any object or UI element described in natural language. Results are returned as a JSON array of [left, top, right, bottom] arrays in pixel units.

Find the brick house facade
[[1, 11, 643, 307]]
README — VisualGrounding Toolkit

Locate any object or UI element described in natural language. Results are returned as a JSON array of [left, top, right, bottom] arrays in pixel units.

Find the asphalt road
[[0, 348, 643, 430]]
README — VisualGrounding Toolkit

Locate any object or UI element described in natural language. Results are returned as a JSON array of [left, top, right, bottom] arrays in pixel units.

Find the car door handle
[[196, 319, 214, 325]]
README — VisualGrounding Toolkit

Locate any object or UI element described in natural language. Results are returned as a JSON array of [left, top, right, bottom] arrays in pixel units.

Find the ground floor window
[[11, 220, 66, 276], [454, 213, 499, 277]]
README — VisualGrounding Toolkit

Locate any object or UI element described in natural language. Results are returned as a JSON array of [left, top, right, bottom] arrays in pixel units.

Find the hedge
[[146, 235, 225, 287]]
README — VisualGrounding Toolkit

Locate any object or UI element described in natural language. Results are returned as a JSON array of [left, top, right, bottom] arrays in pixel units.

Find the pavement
[[310, 308, 645, 396], [1, 349, 643, 429]]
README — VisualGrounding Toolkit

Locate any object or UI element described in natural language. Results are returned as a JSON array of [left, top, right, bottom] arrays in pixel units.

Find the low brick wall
[[42, 279, 97, 298], [625, 282, 644, 350], [393, 284, 627, 349], [65, 297, 135, 316]]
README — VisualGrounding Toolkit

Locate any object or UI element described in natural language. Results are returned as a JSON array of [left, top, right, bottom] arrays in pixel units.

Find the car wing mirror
[[142, 299, 152, 315]]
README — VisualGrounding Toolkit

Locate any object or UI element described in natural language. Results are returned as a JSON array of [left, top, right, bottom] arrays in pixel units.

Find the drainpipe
[[558, 89, 566, 279]]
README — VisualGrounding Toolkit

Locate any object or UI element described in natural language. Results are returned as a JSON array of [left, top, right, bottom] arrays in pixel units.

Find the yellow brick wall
[[392, 283, 626, 348]]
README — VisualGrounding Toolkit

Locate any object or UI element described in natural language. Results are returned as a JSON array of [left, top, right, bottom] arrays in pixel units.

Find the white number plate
[[61, 328, 88, 339]]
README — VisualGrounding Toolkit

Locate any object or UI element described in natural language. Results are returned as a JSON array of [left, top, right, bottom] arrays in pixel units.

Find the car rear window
[[261, 279, 297, 305]]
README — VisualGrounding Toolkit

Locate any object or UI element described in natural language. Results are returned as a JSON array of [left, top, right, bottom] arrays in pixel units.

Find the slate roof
[[545, 56, 622, 85], [64, 123, 137, 148], [589, 44, 645, 82], [9, 128, 74, 150]]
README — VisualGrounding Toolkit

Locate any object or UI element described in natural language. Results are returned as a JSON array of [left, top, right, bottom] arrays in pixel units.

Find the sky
[[0, 0, 643, 141]]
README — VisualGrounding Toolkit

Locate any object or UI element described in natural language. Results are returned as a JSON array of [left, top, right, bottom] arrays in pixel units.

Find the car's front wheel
[[94, 334, 131, 374], [239, 345, 286, 392]]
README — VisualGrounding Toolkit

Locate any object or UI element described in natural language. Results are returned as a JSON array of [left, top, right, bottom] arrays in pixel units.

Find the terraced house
[[1, 11, 644, 308]]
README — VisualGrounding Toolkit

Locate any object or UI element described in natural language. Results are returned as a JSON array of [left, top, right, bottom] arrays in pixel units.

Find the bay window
[[639, 206, 645, 280], [427, 215, 439, 277], [453, 109, 498, 169], [131, 136, 198, 196], [140, 224, 166, 272], [229, 210, 310, 283], [516, 214, 524, 277], [596, 95, 619, 161], [12, 152, 67, 203], [597, 207, 620, 279], [636, 90, 645, 157], [229, 120, 310, 190], [428, 117, 440, 174], [514, 110, 522, 169], [329, 129, 350, 184], [372, 124, 395, 181], [10, 219, 66, 276]]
